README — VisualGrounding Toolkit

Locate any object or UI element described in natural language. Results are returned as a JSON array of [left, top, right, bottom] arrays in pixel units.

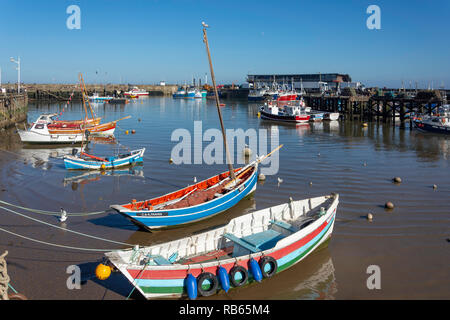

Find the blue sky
[[0, 0, 449, 88]]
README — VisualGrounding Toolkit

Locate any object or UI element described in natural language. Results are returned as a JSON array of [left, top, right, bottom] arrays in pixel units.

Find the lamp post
[[10, 56, 21, 93]]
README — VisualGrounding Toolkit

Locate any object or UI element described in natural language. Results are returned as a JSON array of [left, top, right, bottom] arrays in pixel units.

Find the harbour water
[[0, 97, 449, 299]]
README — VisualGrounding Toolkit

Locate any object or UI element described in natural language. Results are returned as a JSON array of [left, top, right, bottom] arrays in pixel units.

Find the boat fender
[[72, 148, 78, 156], [185, 273, 197, 300], [217, 266, 230, 293], [248, 258, 262, 282], [197, 272, 218, 297], [229, 265, 248, 287], [259, 256, 277, 278]]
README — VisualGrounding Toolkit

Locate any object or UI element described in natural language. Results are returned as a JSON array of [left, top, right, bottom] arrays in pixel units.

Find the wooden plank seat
[[223, 233, 259, 253], [270, 219, 297, 233]]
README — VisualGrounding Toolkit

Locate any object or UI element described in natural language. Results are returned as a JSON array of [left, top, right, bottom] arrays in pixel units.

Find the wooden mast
[[78, 73, 96, 121], [202, 22, 236, 181], [78, 73, 90, 122]]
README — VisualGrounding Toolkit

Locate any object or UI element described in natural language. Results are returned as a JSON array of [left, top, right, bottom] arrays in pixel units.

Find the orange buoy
[[95, 263, 111, 280]]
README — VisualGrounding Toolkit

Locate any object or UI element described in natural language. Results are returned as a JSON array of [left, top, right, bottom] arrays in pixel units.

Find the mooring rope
[[0, 200, 107, 216], [0, 227, 119, 252], [0, 205, 132, 247]]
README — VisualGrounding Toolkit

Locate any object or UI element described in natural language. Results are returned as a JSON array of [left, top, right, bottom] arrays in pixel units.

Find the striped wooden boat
[[104, 194, 339, 299], [110, 160, 259, 230], [63, 148, 145, 170], [47, 120, 117, 135]]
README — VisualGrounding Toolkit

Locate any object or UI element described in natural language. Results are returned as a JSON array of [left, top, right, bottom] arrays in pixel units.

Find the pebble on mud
[[393, 177, 402, 183], [169, 158, 173, 164], [258, 173, 266, 181], [367, 213, 373, 221], [243, 146, 252, 157], [433, 184, 437, 190], [385, 201, 394, 209], [131, 130, 136, 134]]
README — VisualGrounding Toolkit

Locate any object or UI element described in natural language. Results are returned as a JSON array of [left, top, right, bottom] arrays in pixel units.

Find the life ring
[[197, 272, 218, 297], [229, 265, 248, 287], [259, 256, 277, 278]]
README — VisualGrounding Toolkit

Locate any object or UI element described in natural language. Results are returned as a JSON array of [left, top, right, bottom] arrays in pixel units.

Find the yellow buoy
[[125, 130, 129, 135], [100, 164, 106, 170], [257, 112, 261, 118], [95, 263, 111, 280]]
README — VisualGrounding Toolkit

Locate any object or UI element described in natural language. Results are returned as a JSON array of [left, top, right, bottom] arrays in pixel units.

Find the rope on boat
[[0, 205, 132, 247], [0, 227, 118, 252], [0, 200, 108, 216]]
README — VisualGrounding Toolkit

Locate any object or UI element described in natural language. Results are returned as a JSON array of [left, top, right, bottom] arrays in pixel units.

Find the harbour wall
[[2, 84, 179, 101], [0, 94, 28, 129]]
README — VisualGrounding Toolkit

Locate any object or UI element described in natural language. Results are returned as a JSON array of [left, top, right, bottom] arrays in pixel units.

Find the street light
[[10, 56, 21, 93]]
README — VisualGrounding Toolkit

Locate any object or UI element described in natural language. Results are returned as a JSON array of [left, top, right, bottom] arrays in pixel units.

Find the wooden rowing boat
[[104, 194, 339, 299], [111, 160, 259, 230], [64, 148, 145, 170]]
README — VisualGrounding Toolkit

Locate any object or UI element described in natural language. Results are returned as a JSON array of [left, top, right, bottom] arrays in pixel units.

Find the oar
[[257, 144, 283, 164], [112, 115, 131, 123]]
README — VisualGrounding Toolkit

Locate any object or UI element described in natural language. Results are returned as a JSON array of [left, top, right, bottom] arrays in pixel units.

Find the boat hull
[[413, 120, 450, 134], [260, 109, 310, 123], [47, 121, 117, 135], [18, 130, 85, 144], [111, 163, 258, 230], [63, 148, 145, 170], [106, 195, 338, 299]]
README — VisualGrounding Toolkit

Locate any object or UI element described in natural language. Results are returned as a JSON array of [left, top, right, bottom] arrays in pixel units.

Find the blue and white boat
[[308, 111, 324, 122], [173, 87, 186, 98], [110, 159, 260, 230], [63, 148, 145, 170], [185, 88, 196, 99], [88, 93, 113, 103]]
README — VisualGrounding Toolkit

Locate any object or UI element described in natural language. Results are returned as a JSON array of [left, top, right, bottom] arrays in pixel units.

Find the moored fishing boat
[[172, 87, 186, 98], [88, 93, 113, 102], [17, 121, 85, 144], [103, 194, 339, 299], [412, 105, 450, 134], [63, 148, 145, 170], [259, 102, 310, 123], [124, 86, 149, 96]]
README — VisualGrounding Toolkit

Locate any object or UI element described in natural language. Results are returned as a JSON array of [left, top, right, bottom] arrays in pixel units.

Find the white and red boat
[[124, 86, 149, 96], [276, 91, 298, 102], [259, 102, 310, 123]]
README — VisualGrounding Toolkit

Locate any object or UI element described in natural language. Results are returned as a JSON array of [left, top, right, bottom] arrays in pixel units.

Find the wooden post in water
[[202, 23, 236, 181]]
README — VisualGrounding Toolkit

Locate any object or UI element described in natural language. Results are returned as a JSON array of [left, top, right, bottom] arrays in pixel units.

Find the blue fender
[[249, 258, 262, 282], [217, 266, 230, 292], [185, 273, 197, 300]]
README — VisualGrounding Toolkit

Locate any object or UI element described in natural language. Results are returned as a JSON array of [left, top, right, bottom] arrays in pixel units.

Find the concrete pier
[[0, 94, 28, 129]]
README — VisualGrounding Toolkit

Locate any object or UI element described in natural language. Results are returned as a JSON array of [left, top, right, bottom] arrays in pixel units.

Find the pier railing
[[0, 93, 28, 129]]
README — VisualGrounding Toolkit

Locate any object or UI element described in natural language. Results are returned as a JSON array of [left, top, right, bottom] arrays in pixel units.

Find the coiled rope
[[0, 200, 107, 216], [0, 205, 132, 247]]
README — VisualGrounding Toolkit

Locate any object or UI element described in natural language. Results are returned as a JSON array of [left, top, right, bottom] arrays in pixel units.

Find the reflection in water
[[63, 166, 144, 189]]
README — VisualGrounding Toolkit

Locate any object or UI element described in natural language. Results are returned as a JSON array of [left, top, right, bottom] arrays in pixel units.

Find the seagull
[[59, 208, 67, 223], [202, 21, 209, 28], [277, 177, 283, 187]]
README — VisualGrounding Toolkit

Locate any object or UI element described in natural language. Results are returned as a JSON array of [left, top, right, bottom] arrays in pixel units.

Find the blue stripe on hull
[[121, 170, 258, 228], [64, 155, 143, 170]]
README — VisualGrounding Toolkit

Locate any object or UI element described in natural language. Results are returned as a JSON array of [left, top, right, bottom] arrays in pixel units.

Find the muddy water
[[0, 97, 449, 300]]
